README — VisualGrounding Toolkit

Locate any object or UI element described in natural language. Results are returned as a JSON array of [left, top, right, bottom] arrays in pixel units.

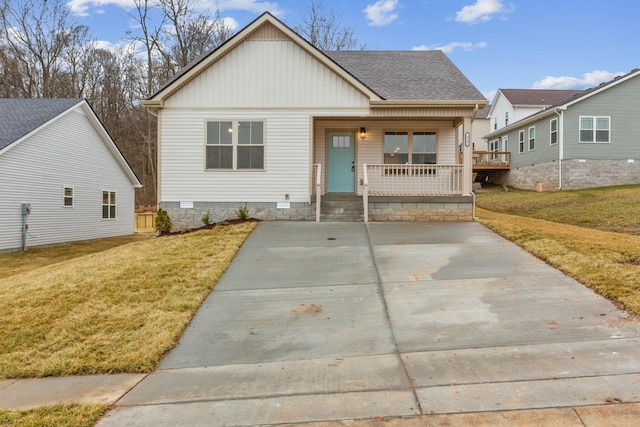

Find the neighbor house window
[[505, 112, 509, 126], [550, 118, 558, 145], [580, 116, 610, 143], [63, 186, 73, 207], [493, 117, 497, 130], [384, 131, 436, 165], [102, 191, 116, 219], [528, 126, 535, 151], [518, 130, 525, 153], [206, 120, 264, 170], [489, 139, 499, 160]]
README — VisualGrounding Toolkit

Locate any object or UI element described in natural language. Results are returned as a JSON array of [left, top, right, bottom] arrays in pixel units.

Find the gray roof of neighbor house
[[325, 50, 486, 101], [499, 89, 585, 106], [0, 98, 82, 151]]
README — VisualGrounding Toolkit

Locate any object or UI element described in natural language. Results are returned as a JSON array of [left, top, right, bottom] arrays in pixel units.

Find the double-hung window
[[580, 116, 610, 143], [63, 186, 73, 207], [550, 118, 558, 145], [206, 120, 264, 170], [528, 126, 535, 151], [102, 191, 116, 219], [384, 131, 436, 165], [518, 130, 525, 153]]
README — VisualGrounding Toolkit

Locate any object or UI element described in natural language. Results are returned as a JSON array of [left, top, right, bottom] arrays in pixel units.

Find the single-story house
[[0, 98, 142, 252], [483, 69, 640, 191], [142, 12, 487, 228]]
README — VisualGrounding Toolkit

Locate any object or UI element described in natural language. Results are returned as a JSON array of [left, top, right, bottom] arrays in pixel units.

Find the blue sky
[[66, 0, 640, 101]]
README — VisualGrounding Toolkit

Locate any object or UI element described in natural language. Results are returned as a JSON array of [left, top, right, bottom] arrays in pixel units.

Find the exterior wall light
[[360, 127, 366, 140]]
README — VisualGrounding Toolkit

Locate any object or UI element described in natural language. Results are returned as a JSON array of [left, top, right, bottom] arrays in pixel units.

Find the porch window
[[384, 131, 436, 165], [580, 116, 610, 143], [518, 130, 525, 153], [550, 118, 558, 145], [102, 191, 116, 219], [528, 126, 535, 151], [206, 120, 264, 169]]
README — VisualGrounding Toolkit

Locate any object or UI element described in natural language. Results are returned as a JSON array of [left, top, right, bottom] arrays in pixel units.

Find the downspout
[[554, 108, 564, 189]]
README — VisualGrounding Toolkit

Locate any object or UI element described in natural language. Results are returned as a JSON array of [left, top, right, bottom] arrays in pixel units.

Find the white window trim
[[102, 190, 116, 220], [63, 186, 74, 208], [204, 119, 266, 171], [528, 126, 536, 151], [550, 118, 558, 145], [579, 116, 611, 144], [383, 130, 438, 165], [518, 130, 525, 154]]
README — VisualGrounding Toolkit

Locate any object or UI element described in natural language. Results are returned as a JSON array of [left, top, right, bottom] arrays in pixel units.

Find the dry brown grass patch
[[0, 222, 256, 379], [0, 403, 108, 427]]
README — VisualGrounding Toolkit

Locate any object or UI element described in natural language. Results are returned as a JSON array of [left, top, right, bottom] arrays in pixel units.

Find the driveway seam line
[[364, 222, 424, 415]]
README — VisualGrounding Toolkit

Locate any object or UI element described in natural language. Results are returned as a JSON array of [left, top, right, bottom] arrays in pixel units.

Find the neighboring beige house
[[0, 98, 142, 251], [143, 12, 487, 228]]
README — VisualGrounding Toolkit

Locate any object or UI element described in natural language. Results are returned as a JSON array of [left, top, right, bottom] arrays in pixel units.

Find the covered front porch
[[310, 111, 477, 222]]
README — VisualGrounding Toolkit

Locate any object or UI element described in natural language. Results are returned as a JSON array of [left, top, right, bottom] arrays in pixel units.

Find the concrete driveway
[[98, 222, 640, 426]]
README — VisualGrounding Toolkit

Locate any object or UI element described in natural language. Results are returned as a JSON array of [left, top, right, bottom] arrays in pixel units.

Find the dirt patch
[[292, 304, 323, 316]]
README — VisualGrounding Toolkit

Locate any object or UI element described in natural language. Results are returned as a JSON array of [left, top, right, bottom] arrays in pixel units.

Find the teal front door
[[327, 131, 355, 193]]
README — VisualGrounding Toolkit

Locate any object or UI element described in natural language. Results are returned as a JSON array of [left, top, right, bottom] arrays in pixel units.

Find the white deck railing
[[312, 163, 321, 222], [363, 164, 464, 197]]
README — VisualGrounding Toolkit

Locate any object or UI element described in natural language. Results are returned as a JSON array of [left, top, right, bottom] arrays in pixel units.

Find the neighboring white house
[[143, 13, 487, 228], [483, 69, 640, 190], [0, 98, 142, 251]]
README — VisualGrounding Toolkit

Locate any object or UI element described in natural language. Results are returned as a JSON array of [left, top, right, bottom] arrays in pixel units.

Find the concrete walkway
[[3, 222, 640, 426]]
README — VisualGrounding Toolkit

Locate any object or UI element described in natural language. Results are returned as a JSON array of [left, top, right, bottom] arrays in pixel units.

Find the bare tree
[[0, 0, 79, 97], [293, 1, 364, 51]]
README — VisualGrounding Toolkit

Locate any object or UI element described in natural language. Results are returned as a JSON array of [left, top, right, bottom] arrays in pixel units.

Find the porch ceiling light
[[359, 127, 366, 140]]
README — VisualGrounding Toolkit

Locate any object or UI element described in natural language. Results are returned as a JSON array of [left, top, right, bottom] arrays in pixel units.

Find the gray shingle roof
[[499, 89, 585, 106], [325, 50, 486, 101], [0, 98, 82, 151]]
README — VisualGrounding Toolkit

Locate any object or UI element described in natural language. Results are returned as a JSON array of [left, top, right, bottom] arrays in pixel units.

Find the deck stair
[[320, 194, 364, 222]]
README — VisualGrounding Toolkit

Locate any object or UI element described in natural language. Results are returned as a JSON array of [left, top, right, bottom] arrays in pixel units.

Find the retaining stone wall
[[489, 159, 640, 191]]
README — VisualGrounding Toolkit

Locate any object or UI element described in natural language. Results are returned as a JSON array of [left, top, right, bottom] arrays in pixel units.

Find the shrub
[[235, 204, 250, 220], [201, 210, 213, 226], [217, 220, 229, 226], [155, 208, 173, 234]]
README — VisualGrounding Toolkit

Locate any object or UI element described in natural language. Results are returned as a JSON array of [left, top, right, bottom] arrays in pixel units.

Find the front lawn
[[0, 404, 108, 427], [0, 222, 257, 379]]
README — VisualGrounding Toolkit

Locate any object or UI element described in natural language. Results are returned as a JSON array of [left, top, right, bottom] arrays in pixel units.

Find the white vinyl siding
[[0, 107, 136, 251]]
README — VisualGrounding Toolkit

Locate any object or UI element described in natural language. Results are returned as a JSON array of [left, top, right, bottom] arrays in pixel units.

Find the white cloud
[[66, 0, 282, 17], [413, 41, 488, 53], [363, 0, 399, 27], [455, 0, 513, 24], [533, 70, 625, 89]]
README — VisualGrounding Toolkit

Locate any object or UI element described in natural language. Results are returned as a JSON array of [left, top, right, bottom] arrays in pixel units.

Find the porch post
[[462, 116, 473, 195]]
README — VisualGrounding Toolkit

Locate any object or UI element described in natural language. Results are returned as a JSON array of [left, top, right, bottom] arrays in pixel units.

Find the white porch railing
[[312, 163, 321, 222], [363, 164, 464, 197]]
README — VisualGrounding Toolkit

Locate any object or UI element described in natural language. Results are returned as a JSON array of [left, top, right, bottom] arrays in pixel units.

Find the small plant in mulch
[[201, 210, 213, 226], [234, 204, 250, 221]]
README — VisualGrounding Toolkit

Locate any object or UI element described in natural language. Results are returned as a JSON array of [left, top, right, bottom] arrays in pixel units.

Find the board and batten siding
[[563, 75, 640, 160], [164, 34, 370, 109], [0, 108, 135, 251], [314, 120, 457, 195]]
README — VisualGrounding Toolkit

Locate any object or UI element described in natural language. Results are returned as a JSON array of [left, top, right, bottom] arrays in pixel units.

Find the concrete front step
[[320, 194, 364, 222]]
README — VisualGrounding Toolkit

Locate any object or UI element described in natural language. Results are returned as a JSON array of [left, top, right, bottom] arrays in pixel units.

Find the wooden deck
[[459, 151, 511, 171]]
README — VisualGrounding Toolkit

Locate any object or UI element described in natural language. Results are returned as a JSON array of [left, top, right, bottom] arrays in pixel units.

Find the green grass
[[0, 222, 257, 379], [475, 185, 640, 315], [475, 184, 640, 235]]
